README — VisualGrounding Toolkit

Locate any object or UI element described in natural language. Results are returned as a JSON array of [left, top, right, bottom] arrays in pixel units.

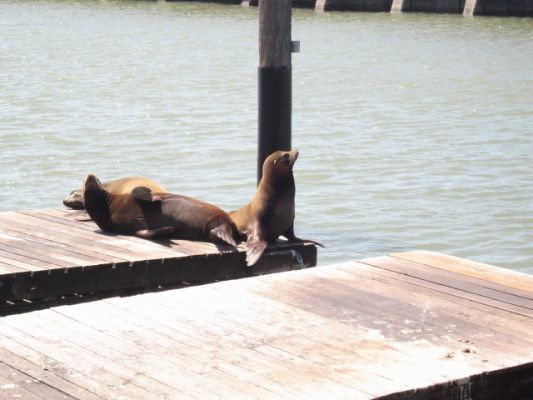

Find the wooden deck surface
[[1, 251, 532, 399], [0, 209, 316, 308]]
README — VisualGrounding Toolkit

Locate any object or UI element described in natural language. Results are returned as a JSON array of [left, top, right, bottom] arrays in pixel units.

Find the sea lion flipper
[[289, 237, 325, 248], [135, 226, 175, 239], [83, 174, 114, 231], [209, 224, 238, 247], [132, 186, 155, 202], [283, 226, 325, 248], [73, 210, 92, 222], [244, 239, 268, 267], [242, 222, 268, 266]]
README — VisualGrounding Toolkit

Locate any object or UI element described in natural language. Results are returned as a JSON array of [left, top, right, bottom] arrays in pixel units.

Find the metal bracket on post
[[291, 40, 300, 53]]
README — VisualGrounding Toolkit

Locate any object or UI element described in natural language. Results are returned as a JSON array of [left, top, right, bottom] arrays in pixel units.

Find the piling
[[257, 0, 294, 184]]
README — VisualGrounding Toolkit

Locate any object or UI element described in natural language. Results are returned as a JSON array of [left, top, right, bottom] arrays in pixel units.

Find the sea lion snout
[[288, 149, 299, 169], [63, 189, 84, 209], [270, 149, 299, 170]]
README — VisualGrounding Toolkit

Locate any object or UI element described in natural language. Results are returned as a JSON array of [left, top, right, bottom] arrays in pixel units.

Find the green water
[[1, 0, 532, 272]]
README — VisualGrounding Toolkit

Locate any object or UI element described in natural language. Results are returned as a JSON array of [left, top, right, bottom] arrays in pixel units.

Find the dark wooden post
[[258, 0, 294, 184]]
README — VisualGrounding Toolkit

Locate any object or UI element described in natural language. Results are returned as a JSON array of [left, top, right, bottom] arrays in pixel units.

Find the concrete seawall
[[239, 0, 532, 15]]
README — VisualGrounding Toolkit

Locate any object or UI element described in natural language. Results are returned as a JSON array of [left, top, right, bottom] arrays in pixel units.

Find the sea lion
[[83, 174, 239, 246], [63, 176, 167, 210], [230, 149, 322, 266]]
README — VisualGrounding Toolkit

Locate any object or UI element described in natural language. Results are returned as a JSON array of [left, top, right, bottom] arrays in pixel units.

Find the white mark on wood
[[1, 383, 16, 389]]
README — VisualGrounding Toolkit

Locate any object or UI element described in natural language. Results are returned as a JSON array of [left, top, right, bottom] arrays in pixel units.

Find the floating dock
[[246, 0, 532, 17], [0, 250, 532, 399], [0, 209, 316, 310]]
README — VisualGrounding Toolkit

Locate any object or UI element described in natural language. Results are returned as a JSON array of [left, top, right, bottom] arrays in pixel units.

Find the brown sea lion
[[83, 174, 239, 246], [230, 149, 322, 266], [63, 176, 167, 210]]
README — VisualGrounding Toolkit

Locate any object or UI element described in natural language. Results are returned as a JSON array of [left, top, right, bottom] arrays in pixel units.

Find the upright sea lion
[[63, 176, 167, 210], [230, 149, 322, 266], [83, 174, 239, 246]]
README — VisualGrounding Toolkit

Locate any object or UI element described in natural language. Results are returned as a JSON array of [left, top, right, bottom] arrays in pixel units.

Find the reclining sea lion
[[83, 174, 239, 246], [63, 176, 167, 210]]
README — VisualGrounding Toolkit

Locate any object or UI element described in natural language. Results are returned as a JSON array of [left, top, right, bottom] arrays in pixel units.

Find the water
[[1, 1, 532, 273]]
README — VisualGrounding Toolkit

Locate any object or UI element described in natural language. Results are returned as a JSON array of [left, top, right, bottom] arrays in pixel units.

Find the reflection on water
[[1, 1, 532, 273]]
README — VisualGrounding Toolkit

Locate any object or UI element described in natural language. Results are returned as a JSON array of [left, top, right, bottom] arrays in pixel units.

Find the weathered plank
[[392, 251, 533, 294], [0, 251, 531, 399], [0, 209, 317, 308]]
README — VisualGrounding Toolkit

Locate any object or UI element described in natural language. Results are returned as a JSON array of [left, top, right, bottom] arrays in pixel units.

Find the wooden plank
[[117, 282, 485, 392], [134, 289, 425, 394], [393, 251, 533, 294], [244, 265, 533, 366], [2, 313, 194, 399], [0, 336, 111, 400], [350, 260, 533, 331], [0, 231, 111, 267], [50, 303, 314, 399], [0, 253, 532, 399], [332, 262, 533, 346], [0, 358, 77, 400], [0, 217, 132, 263], [0, 260, 31, 275], [0, 242, 75, 269], [24, 310, 214, 400], [10, 211, 184, 258], [11, 210, 178, 257], [0, 212, 151, 258], [0, 373, 46, 400], [388, 253, 533, 302], [357, 257, 533, 319], [0, 210, 317, 304], [360, 255, 533, 311], [0, 248, 56, 271], [100, 295, 379, 398], [0, 321, 167, 399]]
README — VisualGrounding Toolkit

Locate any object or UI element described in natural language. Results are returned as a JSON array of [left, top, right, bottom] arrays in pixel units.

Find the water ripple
[[1, 1, 532, 273]]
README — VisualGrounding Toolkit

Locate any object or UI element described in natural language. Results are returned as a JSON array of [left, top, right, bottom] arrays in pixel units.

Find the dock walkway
[[0, 209, 316, 309], [1, 251, 532, 399]]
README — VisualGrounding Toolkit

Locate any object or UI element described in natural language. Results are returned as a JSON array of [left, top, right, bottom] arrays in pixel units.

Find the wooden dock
[[0, 209, 316, 309], [0, 250, 532, 399]]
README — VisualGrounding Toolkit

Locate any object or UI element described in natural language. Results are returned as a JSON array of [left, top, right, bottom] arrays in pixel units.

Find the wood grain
[[1, 251, 531, 399], [0, 209, 317, 306]]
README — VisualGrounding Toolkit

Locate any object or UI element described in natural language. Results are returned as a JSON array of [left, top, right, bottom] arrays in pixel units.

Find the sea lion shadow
[[150, 237, 240, 254], [92, 230, 237, 253]]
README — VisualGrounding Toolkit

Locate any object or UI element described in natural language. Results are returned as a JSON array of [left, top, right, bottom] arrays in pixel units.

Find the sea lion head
[[262, 149, 299, 180], [63, 189, 84, 209]]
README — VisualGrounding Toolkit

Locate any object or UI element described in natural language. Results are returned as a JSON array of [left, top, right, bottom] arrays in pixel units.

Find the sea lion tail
[[244, 239, 268, 267], [209, 223, 238, 247]]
